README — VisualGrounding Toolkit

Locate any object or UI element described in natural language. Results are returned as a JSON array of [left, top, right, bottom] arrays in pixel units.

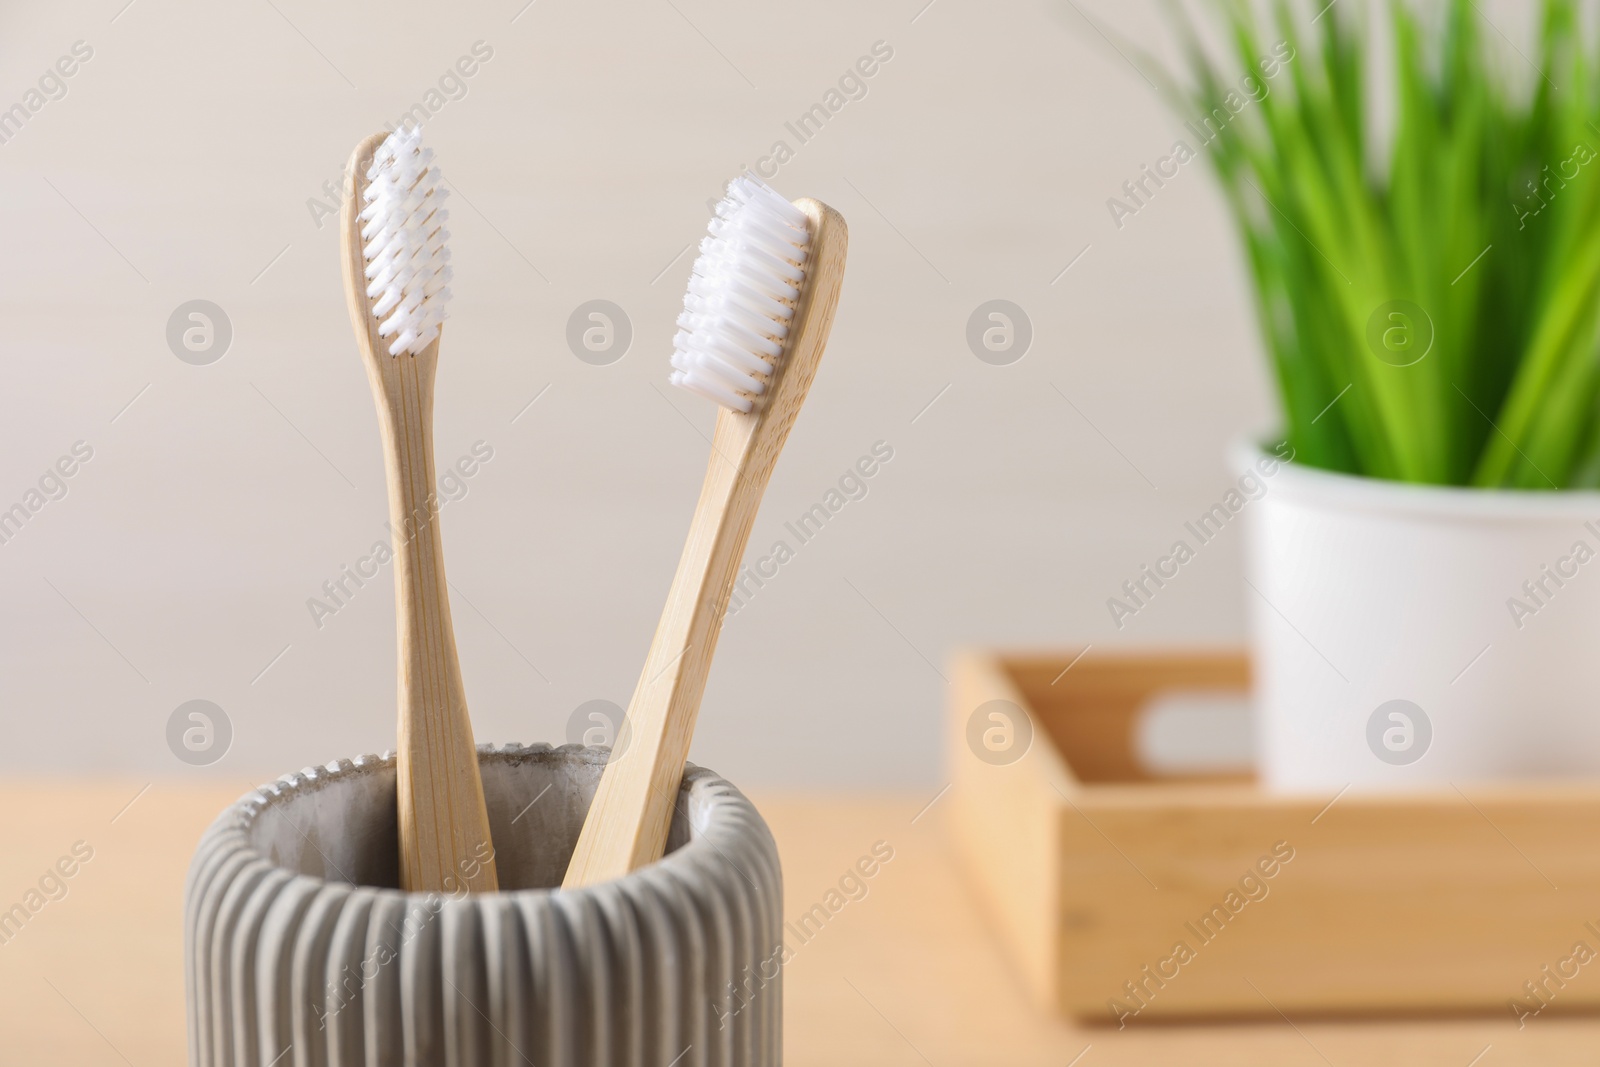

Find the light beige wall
[[0, 0, 1284, 784]]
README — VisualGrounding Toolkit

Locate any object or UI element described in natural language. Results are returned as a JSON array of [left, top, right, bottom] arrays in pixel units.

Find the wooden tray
[[946, 648, 1600, 1024]]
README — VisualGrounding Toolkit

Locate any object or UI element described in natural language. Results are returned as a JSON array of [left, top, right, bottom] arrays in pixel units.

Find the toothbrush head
[[669, 174, 812, 413], [357, 125, 452, 357]]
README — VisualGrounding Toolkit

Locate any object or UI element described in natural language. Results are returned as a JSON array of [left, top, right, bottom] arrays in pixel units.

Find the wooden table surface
[[0, 780, 1594, 1065]]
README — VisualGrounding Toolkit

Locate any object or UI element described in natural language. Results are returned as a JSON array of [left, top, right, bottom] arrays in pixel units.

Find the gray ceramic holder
[[185, 744, 782, 1067]]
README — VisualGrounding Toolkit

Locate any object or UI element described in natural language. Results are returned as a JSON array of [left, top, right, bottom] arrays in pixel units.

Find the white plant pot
[[1233, 441, 1600, 792]]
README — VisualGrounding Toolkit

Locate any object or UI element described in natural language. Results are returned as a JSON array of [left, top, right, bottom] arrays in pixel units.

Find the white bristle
[[669, 174, 810, 413], [358, 126, 452, 356]]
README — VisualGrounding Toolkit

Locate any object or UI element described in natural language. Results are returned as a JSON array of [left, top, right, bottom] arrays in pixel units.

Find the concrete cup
[[185, 744, 782, 1066]]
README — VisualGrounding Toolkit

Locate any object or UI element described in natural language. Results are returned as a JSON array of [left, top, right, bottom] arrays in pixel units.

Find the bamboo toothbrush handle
[[564, 416, 766, 885], [564, 198, 848, 888], [381, 358, 499, 894], [341, 130, 498, 894]]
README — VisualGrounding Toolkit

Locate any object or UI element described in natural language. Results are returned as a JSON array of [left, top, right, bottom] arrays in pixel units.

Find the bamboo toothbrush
[[341, 126, 498, 893], [564, 175, 847, 888]]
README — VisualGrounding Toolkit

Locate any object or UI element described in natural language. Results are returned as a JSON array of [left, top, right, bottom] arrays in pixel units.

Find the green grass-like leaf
[[1158, 0, 1600, 487]]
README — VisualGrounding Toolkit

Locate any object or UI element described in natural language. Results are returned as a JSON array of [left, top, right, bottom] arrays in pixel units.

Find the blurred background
[[0, 0, 1290, 788], [12, 2, 1598, 1065]]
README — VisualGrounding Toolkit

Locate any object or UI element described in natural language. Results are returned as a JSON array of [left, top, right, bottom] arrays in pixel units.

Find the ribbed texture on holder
[[184, 745, 782, 1067]]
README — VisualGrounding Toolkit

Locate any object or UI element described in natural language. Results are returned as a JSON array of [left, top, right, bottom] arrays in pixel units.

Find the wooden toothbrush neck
[[375, 357, 455, 661]]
